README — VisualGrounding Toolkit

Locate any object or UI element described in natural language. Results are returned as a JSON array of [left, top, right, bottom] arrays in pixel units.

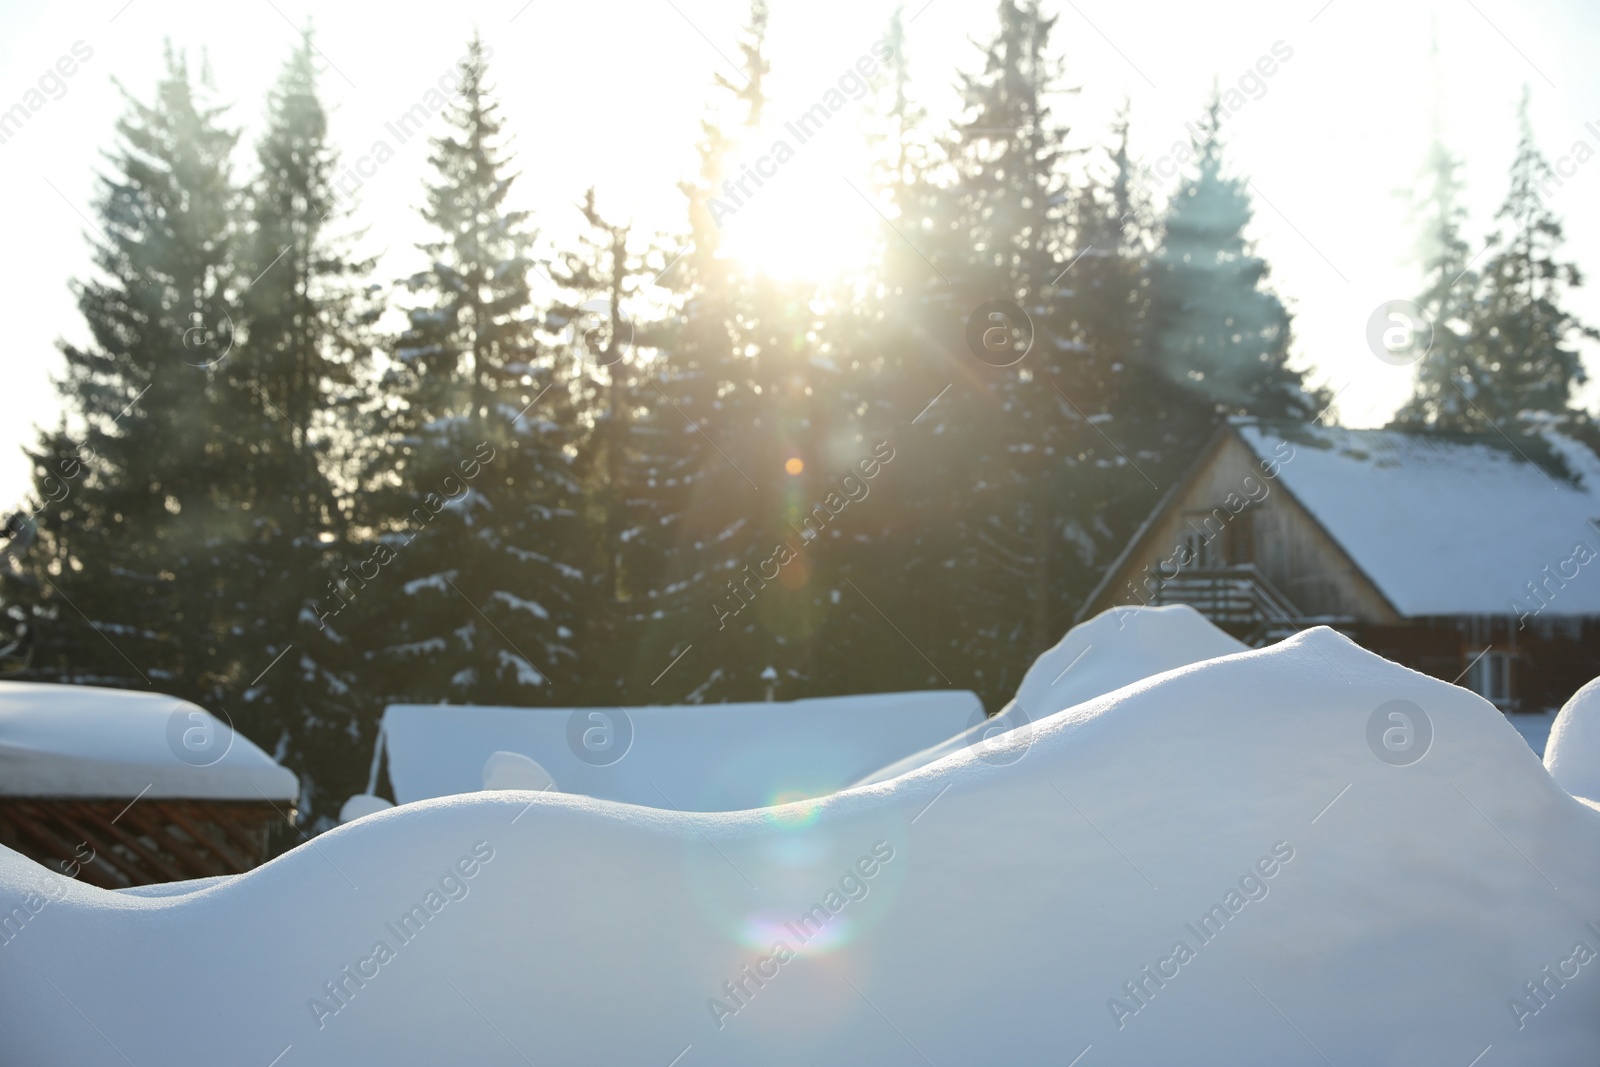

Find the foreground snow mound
[[856, 604, 1246, 786], [1547, 677, 1600, 803], [3, 628, 1598, 1065], [1011, 602, 1248, 714]]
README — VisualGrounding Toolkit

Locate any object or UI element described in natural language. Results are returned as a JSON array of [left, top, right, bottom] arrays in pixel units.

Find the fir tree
[[1146, 96, 1319, 420], [550, 189, 694, 700], [807, 4, 939, 699], [351, 34, 582, 710], [652, 0, 797, 702], [816, 0, 1089, 705], [229, 30, 377, 825], [1392, 131, 1478, 428], [11, 47, 240, 700], [868, 4, 929, 191], [915, 0, 1081, 699], [1402, 90, 1594, 430], [1053, 105, 1177, 616], [1070, 104, 1148, 412]]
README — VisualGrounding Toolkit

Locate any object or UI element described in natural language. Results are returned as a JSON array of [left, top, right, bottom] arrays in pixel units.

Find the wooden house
[[1079, 419, 1600, 711], [0, 682, 297, 889]]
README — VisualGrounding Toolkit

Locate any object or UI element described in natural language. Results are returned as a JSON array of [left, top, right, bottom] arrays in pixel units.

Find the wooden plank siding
[[0, 797, 283, 888], [1080, 423, 1600, 711], [1082, 426, 1401, 625]]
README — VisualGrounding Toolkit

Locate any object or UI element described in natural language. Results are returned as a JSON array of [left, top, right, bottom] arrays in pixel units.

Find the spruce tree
[[1146, 96, 1319, 419], [1392, 131, 1478, 428], [1402, 90, 1593, 430], [351, 35, 582, 710], [1055, 106, 1180, 615], [229, 31, 376, 825], [889, 0, 1081, 702], [867, 5, 929, 191], [808, 4, 939, 699], [1068, 107, 1143, 407], [11, 47, 239, 701], [550, 189, 694, 701], [650, 0, 794, 703]]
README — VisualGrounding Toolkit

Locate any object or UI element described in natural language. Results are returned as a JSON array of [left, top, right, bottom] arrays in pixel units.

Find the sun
[[712, 118, 882, 281]]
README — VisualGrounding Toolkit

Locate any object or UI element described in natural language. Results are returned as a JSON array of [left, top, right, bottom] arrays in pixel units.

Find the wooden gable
[[1081, 425, 1402, 629]]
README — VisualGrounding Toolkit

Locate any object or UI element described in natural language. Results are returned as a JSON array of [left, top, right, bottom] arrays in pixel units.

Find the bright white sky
[[2, 0, 1598, 509]]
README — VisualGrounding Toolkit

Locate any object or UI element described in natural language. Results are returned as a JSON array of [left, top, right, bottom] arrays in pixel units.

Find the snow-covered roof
[[379, 690, 981, 810], [0, 682, 298, 801], [1236, 420, 1600, 617]]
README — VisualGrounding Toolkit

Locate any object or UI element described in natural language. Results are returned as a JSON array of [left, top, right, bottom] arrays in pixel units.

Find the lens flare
[[739, 909, 853, 954], [764, 790, 823, 828]]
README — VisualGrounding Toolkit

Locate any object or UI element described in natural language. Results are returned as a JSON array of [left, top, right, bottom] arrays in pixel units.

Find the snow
[[388, 638, 448, 658], [339, 794, 395, 823], [856, 605, 1245, 786], [3, 628, 1597, 1063], [1513, 709, 1560, 758], [495, 650, 546, 688], [402, 573, 456, 596], [378, 690, 982, 811], [1011, 604, 1247, 718], [112, 875, 232, 897], [1235, 421, 1600, 616], [1546, 677, 1600, 803], [488, 590, 549, 619], [480, 751, 555, 792], [0, 681, 297, 801]]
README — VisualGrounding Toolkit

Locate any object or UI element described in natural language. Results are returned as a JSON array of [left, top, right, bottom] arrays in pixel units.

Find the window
[[1179, 513, 1225, 569], [1229, 511, 1255, 565], [1466, 650, 1512, 706]]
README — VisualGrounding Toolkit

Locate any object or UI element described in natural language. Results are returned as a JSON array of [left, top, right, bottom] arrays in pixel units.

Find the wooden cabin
[[0, 682, 297, 890], [1080, 419, 1600, 711]]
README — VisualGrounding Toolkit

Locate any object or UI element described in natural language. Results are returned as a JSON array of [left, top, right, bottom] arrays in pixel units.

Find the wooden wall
[[1086, 430, 1401, 624], [0, 797, 283, 889]]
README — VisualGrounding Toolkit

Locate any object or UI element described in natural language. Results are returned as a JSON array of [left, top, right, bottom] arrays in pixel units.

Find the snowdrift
[[855, 603, 1246, 786], [3, 628, 1598, 1065], [1547, 677, 1600, 804]]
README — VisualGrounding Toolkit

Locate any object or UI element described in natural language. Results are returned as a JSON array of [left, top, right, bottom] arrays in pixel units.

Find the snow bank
[[5, 627, 1595, 1064], [479, 751, 555, 792], [1513, 709, 1559, 759], [379, 690, 981, 812], [338, 795, 394, 824], [1547, 677, 1600, 803], [855, 604, 1246, 786], [1011, 603, 1249, 714], [0, 681, 297, 800]]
